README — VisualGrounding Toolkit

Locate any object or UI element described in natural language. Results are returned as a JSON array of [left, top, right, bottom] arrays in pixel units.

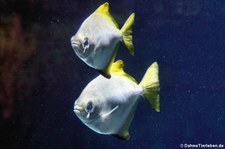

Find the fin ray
[[139, 62, 160, 112], [95, 2, 109, 13], [100, 106, 119, 118], [121, 13, 135, 55], [94, 2, 119, 28], [110, 60, 137, 83]]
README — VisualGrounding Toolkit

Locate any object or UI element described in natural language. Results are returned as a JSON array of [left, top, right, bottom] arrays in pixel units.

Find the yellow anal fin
[[97, 70, 111, 79], [98, 44, 119, 79], [112, 132, 130, 140]]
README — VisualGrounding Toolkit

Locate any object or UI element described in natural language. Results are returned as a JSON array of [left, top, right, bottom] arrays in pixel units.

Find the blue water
[[2, 0, 225, 149], [33, 1, 225, 148]]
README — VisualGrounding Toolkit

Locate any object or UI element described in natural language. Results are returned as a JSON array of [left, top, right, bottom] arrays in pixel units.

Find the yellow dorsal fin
[[94, 2, 119, 28], [110, 60, 137, 83], [110, 60, 124, 73], [95, 2, 109, 14]]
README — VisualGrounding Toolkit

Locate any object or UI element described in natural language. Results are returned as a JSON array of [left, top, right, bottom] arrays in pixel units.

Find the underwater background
[[0, 0, 225, 148]]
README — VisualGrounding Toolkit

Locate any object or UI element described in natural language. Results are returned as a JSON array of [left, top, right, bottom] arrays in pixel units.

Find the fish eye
[[86, 101, 93, 113], [82, 38, 89, 51]]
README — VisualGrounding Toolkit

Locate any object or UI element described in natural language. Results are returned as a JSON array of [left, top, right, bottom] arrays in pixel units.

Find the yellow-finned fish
[[70, 2, 135, 78], [73, 60, 160, 140]]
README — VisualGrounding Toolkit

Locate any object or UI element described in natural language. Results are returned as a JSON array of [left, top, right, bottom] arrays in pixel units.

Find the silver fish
[[70, 2, 135, 78], [74, 60, 160, 140]]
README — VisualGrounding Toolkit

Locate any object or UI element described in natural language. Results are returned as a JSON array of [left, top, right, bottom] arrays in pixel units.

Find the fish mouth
[[71, 36, 78, 44], [71, 39, 79, 46], [73, 104, 84, 114], [70, 37, 81, 51], [74, 104, 93, 124], [70, 37, 93, 59], [71, 41, 89, 59], [71, 41, 80, 50]]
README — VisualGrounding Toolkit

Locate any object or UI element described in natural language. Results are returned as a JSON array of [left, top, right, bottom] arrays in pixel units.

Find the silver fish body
[[74, 60, 160, 140], [71, 14, 122, 69], [71, 2, 135, 77], [75, 75, 141, 135]]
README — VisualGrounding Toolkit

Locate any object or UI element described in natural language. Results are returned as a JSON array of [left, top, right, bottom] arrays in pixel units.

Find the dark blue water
[[1, 0, 225, 149], [31, 1, 225, 148]]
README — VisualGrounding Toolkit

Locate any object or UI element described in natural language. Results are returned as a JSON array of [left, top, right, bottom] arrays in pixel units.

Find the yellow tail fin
[[139, 62, 160, 112], [121, 13, 135, 55]]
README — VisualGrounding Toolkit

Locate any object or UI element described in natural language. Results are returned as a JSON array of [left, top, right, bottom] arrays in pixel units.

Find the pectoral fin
[[100, 105, 119, 118]]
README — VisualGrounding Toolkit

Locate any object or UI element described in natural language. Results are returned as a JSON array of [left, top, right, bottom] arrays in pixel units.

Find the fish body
[[71, 2, 135, 78], [74, 60, 160, 140]]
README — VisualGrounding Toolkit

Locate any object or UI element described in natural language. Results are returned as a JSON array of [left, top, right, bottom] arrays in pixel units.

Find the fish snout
[[71, 37, 80, 49], [71, 39, 86, 58], [70, 36, 76, 43], [74, 104, 84, 114]]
